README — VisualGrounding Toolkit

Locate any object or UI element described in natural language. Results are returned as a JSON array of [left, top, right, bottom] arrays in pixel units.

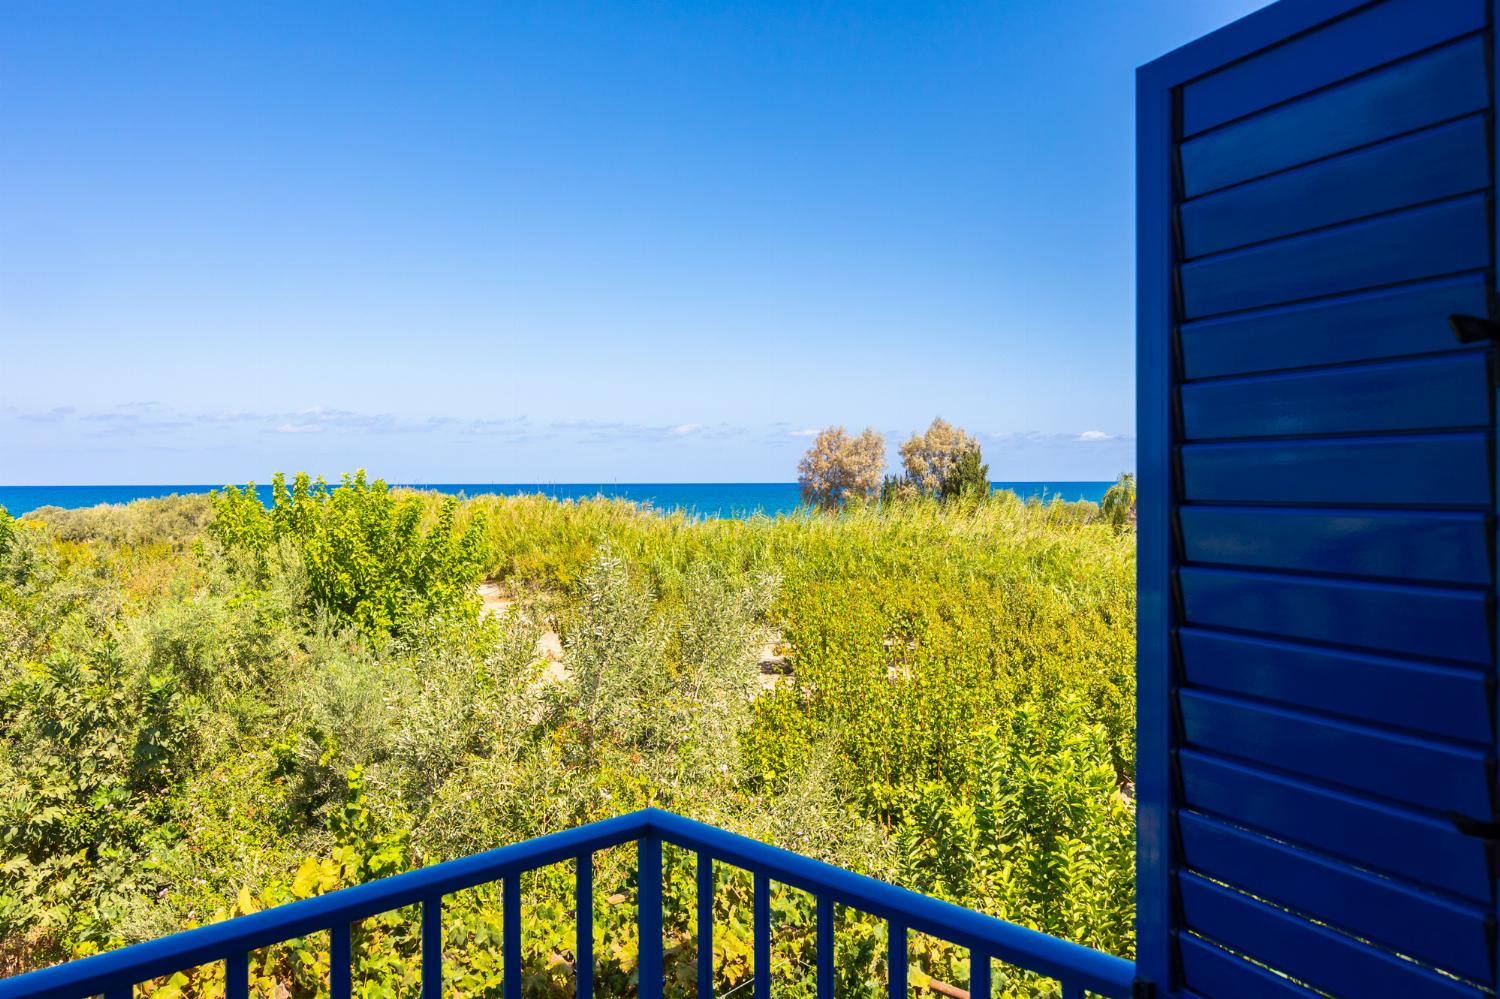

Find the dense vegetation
[[0, 477, 1135, 998]]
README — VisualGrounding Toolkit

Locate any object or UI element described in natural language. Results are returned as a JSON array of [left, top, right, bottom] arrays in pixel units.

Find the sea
[[0, 481, 1115, 520]]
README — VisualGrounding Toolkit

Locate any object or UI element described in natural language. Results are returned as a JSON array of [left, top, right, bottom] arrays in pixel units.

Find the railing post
[[504, 872, 523, 999], [753, 871, 770, 999], [422, 894, 442, 998], [697, 852, 714, 999], [225, 951, 248, 999], [815, 894, 834, 999], [969, 950, 990, 999], [638, 835, 664, 999], [330, 923, 352, 999], [888, 920, 907, 999], [577, 854, 594, 999]]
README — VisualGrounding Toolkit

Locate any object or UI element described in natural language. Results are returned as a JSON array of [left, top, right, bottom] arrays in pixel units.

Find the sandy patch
[[477, 582, 514, 618], [757, 638, 791, 690], [478, 583, 788, 692], [479, 582, 569, 682]]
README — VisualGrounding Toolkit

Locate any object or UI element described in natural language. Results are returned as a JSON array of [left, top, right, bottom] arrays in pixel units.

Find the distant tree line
[[797, 417, 1135, 523], [797, 417, 989, 509]]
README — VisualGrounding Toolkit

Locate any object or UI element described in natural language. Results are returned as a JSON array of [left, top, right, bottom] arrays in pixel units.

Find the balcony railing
[[0, 808, 1136, 999]]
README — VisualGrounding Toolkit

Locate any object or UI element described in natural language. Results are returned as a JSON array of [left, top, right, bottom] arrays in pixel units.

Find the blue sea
[[0, 481, 1114, 520]]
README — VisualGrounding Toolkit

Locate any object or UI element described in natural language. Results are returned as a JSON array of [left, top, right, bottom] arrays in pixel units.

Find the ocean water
[[0, 481, 1115, 520]]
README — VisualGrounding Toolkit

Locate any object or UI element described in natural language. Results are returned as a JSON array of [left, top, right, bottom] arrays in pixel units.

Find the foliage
[[898, 418, 980, 498], [940, 447, 990, 503], [895, 698, 1134, 950], [879, 475, 920, 506], [797, 427, 888, 510], [564, 549, 769, 762], [1100, 474, 1136, 532], [0, 505, 14, 557], [0, 482, 1134, 997], [210, 471, 486, 638], [21, 495, 215, 551]]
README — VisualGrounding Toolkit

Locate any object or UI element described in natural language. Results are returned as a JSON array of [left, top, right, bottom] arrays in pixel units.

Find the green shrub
[[211, 471, 486, 638], [1100, 473, 1136, 532], [896, 698, 1134, 953], [21, 495, 215, 550]]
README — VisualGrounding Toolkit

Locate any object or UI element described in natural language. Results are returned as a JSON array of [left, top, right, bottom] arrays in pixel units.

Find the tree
[[1100, 472, 1136, 531], [900, 418, 983, 498], [880, 474, 920, 506], [797, 426, 887, 509], [940, 446, 990, 502]]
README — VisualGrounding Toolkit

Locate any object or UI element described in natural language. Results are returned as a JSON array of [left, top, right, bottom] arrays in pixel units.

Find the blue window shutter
[[1139, 2, 1497, 995]]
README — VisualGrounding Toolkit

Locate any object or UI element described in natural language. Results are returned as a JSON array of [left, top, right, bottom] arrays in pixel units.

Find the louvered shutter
[[1137, 2, 1498, 996]]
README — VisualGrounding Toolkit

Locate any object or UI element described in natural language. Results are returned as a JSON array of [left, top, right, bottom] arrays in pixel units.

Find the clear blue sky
[[1, 0, 1267, 485]]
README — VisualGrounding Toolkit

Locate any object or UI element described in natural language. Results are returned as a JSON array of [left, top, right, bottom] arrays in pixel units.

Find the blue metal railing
[[0, 808, 1135, 999]]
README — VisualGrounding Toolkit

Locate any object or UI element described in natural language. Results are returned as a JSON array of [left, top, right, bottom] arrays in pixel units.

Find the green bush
[[1100, 474, 1135, 532], [895, 698, 1133, 953], [211, 471, 486, 638], [20, 494, 214, 550]]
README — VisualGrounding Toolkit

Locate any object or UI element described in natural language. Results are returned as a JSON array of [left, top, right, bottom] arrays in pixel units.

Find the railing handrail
[[0, 808, 1136, 999], [644, 810, 1136, 996], [0, 811, 644, 999]]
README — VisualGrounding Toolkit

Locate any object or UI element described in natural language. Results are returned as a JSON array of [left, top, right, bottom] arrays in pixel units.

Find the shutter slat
[[1180, 114, 1489, 258], [1181, 0, 1487, 136], [1179, 627, 1491, 743], [1178, 874, 1487, 998], [1177, 506, 1492, 584], [1177, 935, 1323, 999], [1178, 688, 1492, 815], [1179, 750, 1491, 902], [1178, 273, 1488, 379], [1179, 812, 1493, 983], [1180, 35, 1488, 196], [1180, 353, 1491, 440], [1179, 194, 1489, 318], [1178, 566, 1491, 664], [1180, 433, 1493, 507]]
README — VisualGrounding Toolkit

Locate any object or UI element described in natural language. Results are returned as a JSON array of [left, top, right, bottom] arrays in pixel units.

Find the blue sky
[[1, 1, 1267, 485]]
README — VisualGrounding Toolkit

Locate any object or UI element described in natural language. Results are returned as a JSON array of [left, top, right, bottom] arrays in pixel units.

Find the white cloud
[[18, 406, 77, 423], [0, 403, 912, 452], [982, 430, 1132, 447]]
